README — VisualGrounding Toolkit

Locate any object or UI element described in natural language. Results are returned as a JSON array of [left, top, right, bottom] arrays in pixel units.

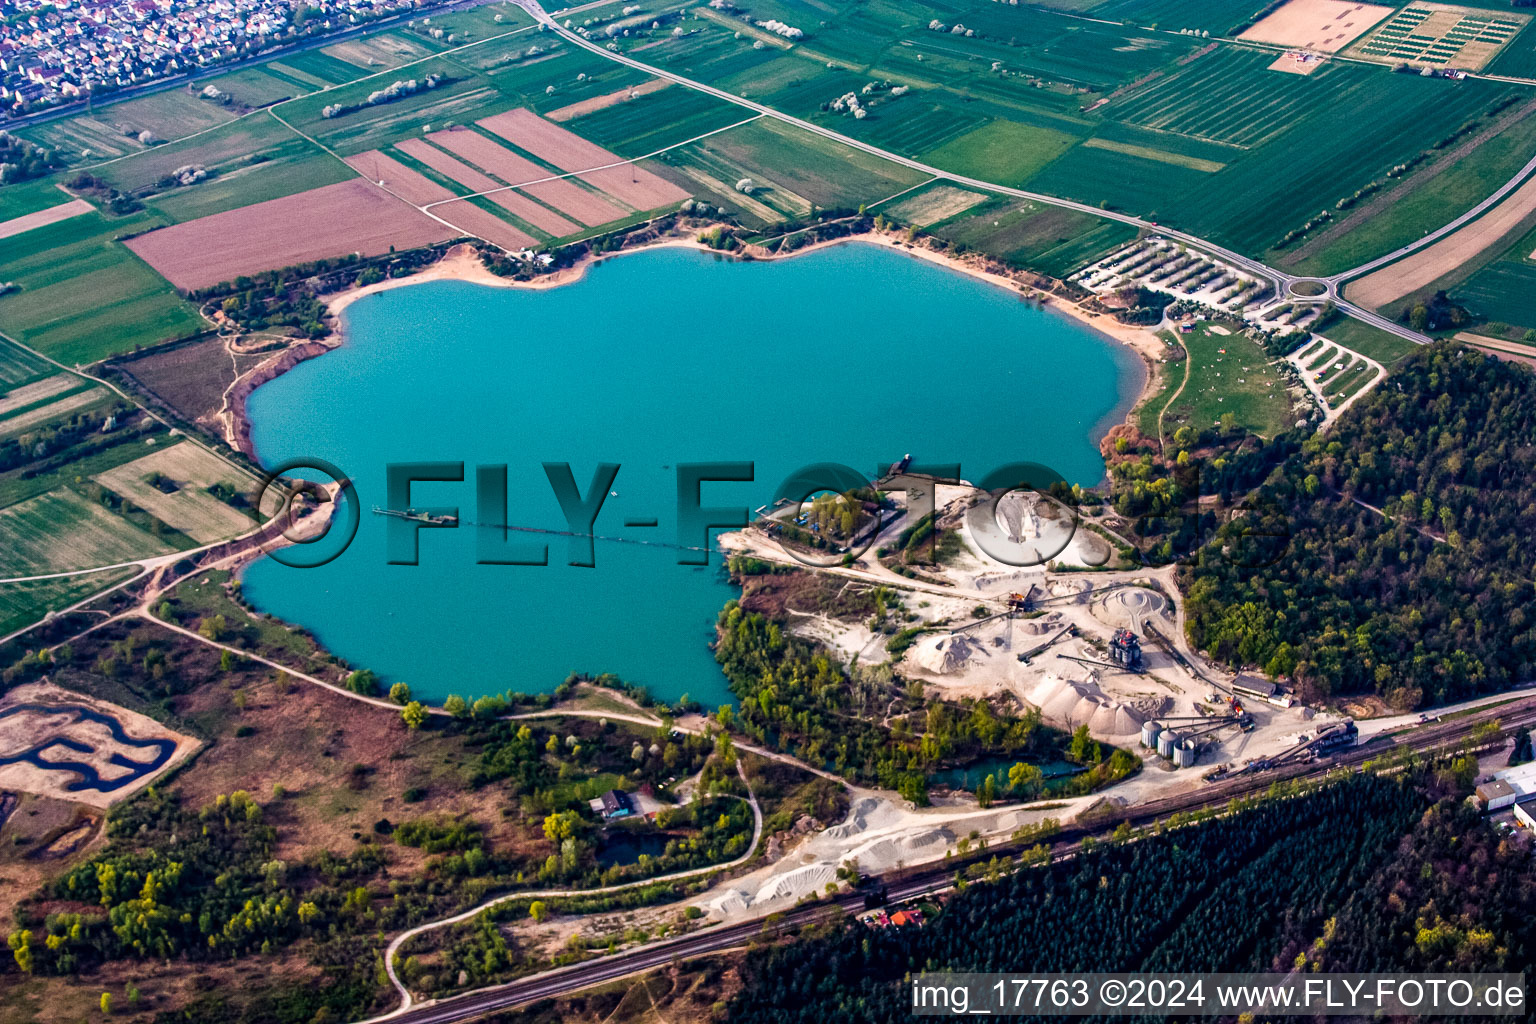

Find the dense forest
[[726, 769, 1531, 1023], [714, 602, 1138, 804], [1181, 344, 1536, 705]]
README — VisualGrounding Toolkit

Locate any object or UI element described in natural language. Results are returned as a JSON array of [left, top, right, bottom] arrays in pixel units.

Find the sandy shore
[[326, 232, 1167, 360], [233, 231, 1163, 456]]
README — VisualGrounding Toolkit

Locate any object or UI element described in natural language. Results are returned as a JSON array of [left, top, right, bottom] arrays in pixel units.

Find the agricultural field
[[0, 488, 175, 577], [125, 179, 454, 290], [345, 148, 539, 249], [562, 86, 749, 157], [0, 567, 139, 639], [1452, 223, 1536, 331], [274, 41, 628, 157], [1090, 0, 1272, 34], [1347, 2, 1530, 70], [324, 32, 442, 71], [92, 441, 267, 544], [1346, 170, 1536, 310], [0, 338, 52, 390], [144, 147, 357, 223], [394, 136, 581, 236], [0, 375, 81, 420], [878, 183, 989, 227], [662, 117, 928, 222], [917, 119, 1078, 188], [375, 118, 643, 229], [0, 198, 93, 241], [1238, 0, 1394, 53], [478, 108, 690, 211], [1280, 98, 1536, 275], [1487, 24, 1536, 78], [0, 206, 204, 365], [0, 387, 107, 440], [17, 88, 238, 160], [929, 198, 1138, 278], [92, 114, 303, 193], [1157, 322, 1296, 439], [0, 179, 75, 222]]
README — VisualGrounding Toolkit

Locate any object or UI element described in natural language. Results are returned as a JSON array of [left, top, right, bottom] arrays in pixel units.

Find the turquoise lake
[[241, 243, 1142, 707]]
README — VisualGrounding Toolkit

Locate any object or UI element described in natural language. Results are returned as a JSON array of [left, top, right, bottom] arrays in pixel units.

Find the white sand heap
[[1092, 586, 1168, 631], [1026, 673, 1146, 743], [912, 632, 984, 674], [759, 863, 838, 902]]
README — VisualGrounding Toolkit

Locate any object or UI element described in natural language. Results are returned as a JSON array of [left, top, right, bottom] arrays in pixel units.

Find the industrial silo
[[1141, 719, 1161, 749], [1157, 728, 1178, 759], [1173, 738, 1198, 768]]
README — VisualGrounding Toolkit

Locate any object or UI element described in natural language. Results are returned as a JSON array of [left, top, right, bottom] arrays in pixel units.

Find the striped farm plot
[[0, 488, 175, 577], [92, 441, 266, 544], [478, 108, 690, 212], [0, 337, 52, 389], [0, 374, 86, 419], [396, 137, 580, 238], [420, 127, 628, 227], [1103, 46, 1356, 148], [0, 199, 94, 242], [341, 149, 536, 252], [0, 387, 108, 439]]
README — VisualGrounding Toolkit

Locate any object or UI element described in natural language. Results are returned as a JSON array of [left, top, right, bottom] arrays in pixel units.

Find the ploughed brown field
[[125, 179, 453, 290], [343, 150, 536, 251], [401, 136, 579, 237], [427, 125, 627, 226], [479, 108, 690, 212]]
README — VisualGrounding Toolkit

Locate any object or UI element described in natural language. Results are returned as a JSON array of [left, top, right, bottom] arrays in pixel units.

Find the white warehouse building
[[1476, 761, 1536, 812]]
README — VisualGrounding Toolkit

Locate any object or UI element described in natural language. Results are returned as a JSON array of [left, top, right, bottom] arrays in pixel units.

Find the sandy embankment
[[328, 234, 1168, 363]]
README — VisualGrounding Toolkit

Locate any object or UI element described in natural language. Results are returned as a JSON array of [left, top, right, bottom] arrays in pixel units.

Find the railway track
[[365, 692, 1536, 1024]]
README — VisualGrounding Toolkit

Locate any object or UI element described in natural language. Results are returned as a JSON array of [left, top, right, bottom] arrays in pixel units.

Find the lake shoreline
[[234, 236, 1148, 705], [229, 231, 1161, 463]]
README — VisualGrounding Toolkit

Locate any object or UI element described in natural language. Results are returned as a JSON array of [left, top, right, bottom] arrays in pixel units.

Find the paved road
[[510, 0, 1430, 346], [360, 692, 1536, 1024], [1326, 149, 1536, 288]]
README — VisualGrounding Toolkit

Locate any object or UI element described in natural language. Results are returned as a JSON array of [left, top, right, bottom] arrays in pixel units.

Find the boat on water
[[372, 506, 459, 526]]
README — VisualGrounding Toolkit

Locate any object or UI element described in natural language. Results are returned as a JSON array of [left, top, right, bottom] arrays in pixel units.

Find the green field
[[1092, 0, 1269, 34], [918, 118, 1078, 188], [20, 88, 238, 160], [1317, 315, 1422, 367], [0, 566, 139, 638], [1158, 322, 1295, 439], [928, 197, 1138, 277], [564, 86, 750, 157], [0, 207, 203, 365], [665, 117, 928, 220], [1453, 260, 1536, 331], [1279, 100, 1536, 275], [0, 338, 54, 389], [0, 488, 175, 576], [0, 179, 75, 221]]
